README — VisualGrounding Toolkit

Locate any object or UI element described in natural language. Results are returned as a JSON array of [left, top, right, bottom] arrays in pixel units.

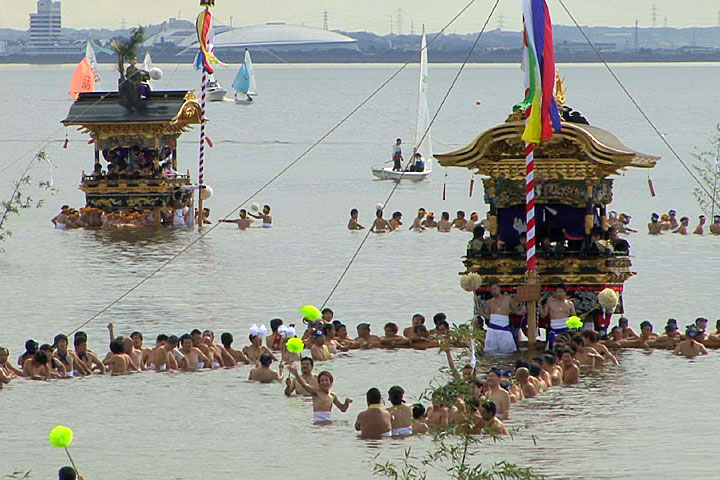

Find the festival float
[[61, 89, 202, 225], [438, 76, 659, 338], [60, 0, 221, 227]]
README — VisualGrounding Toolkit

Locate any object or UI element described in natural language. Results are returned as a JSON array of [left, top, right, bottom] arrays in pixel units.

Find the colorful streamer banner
[[513, 0, 562, 143], [194, 9, 224, 74]]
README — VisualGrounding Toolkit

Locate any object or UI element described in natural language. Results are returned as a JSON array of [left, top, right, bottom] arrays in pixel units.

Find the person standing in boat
[[392, 139, 403, 171]]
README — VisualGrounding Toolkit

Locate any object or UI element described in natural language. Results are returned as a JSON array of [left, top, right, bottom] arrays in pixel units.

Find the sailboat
[[372, 30, 433, 181], [232, 49, 258, 105], [68, 41, 100, 99]]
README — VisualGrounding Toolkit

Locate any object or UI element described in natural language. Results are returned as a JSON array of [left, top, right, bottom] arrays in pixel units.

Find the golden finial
[[554, 71, 567, 109]]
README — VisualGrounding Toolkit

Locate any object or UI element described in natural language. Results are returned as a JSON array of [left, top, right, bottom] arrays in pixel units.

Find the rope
[[320, 0, 501, 309], [66, 0, 481, 335], [557, 0, 720, 210]]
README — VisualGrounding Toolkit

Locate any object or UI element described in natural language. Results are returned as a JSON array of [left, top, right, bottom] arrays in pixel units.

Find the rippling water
[[1, 63, 720, 479]]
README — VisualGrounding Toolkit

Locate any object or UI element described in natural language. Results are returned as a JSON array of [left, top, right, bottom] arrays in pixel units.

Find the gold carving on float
[[554, 73, 567, 109], [462, 256, 636, 286]]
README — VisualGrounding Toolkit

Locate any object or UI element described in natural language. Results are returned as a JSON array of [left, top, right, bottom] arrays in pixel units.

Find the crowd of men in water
[[350, 207, 635, 256], [51, 203, 273, 230], [2, 305, 717, 440], [648, 209, 720, 235], [351, 207, 497, 235]]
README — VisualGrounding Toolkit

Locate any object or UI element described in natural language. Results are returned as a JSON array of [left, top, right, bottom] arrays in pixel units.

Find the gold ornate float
[[61, 90, 202, 221], [437, 93, 659, 320]]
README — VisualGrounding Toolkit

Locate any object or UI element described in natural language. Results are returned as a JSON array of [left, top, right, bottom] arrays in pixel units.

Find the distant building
[[26, 0, 76, 54]]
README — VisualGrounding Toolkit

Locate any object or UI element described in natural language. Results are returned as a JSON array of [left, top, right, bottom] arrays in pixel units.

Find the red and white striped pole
[[525, 141, 536, 272], [197, 69, 207, 228], [525, 137, 539, 351]]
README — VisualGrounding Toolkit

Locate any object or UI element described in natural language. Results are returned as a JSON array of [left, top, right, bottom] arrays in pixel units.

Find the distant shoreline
[[1, 51, 719, 65]]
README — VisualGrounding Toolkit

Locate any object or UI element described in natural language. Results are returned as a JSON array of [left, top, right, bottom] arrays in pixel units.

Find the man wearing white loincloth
[[539, 284, 576, 351], [482, 282, 523, 354]]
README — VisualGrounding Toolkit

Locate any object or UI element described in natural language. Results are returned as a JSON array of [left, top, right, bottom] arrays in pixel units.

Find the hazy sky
[[2, 0, 719, 32]]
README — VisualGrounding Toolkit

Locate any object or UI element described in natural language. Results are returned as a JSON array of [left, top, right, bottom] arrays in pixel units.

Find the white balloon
[[250, 202, 260, 213], [375, 203, 384, 211], [149, 67, 163, 80], [200, 185, 213, 201]]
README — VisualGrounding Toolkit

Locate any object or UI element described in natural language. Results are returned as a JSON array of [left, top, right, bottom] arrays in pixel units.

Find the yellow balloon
[[286, 338, 305, 354], [566, 316, 584, 330], [49, 425, 73, 448], [298, 305, 322, 322]]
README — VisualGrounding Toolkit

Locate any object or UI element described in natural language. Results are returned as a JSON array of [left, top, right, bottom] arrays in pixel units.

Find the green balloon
[[298, 305, 322, 322], [49, 425, 73, 448], [286, 338, 305, 354]]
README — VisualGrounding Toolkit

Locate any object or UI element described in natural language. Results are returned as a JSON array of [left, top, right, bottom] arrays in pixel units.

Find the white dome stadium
[[212, 22, 357, 50]]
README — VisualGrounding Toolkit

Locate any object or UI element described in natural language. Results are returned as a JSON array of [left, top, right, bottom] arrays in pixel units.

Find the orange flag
[[68, 57, 95, 99]]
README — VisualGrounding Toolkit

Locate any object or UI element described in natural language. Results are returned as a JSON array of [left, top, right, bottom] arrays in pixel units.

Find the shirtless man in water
[[515, 367, 537, 398], [451, 211, 467, 230], [581, 330, 619, 365], [248, 204, 273, 227], [403, 313, 425, 339], [539, 285, 576, 350], [0, 347, 23, 381], [479, 400, 509, 435], [648, 213, 663, 235], [152, 335, 180, 372], [103, 338, 139, 375], [482, 282, 522, 354], [348, 208, 365, 230], [710, 215, 720, 235], [387, 385, 414, 436], [74, 336, 105, 373], [570, 335, 604, 369], [485, 368, 510, 420], [355, 387, 393, 438], [541, 354, 563, 386], [674, 326, 709, 358], [559, 349, 580, 385], [284, 356, 318, 396], [370, 209, 393, 233], [409, 208, 426, 231], [248, 352, 284, 382], [426, 392, 449, 429], [354, 323, 381, 349], [290, 365, 352, 423], [178, 334, 211, 370], [107, 324, 143, 370], [220, 209, 254, 229], [220, 332, 250, 364], [411, 404, 429, 434], [24, 351, 52, 380]]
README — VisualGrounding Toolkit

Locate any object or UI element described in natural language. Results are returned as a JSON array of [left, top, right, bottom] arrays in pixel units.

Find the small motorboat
[[206, 75, 227, 101]]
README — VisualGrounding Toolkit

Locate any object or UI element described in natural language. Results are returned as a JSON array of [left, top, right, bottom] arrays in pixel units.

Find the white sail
[[142, 51, 152, 72], [85, 41, 101, 84], [245, 49, 257, 95], [414, 30, 432, 172]]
